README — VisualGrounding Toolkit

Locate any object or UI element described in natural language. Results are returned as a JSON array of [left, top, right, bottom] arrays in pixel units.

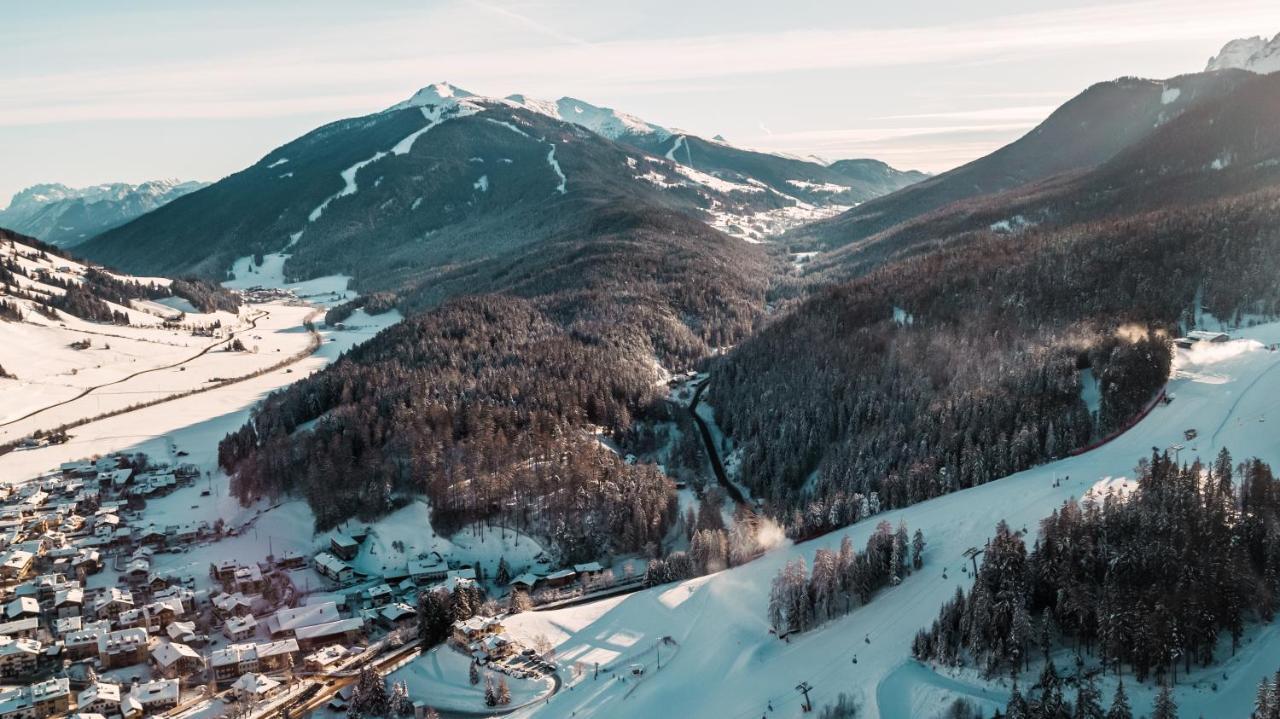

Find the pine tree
[[1150, 683, 1177, 719], [495, 556, 511, 586], [484, 674, 498, 707], [469, 660, 480, 686], [1255, 676, 1272, 719], [1105, 681, 1132, 719], [1073, 673, 1104, 719], [1006, 682, 1030, 719], [496, 676, 511, 705], [912, 528, 926, 570]]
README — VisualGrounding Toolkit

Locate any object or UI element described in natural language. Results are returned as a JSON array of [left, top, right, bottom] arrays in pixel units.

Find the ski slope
[[504, 323, 1280, 719]]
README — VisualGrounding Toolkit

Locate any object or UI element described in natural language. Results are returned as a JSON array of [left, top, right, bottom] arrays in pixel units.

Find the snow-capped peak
[[499, 93, 670, 140], [391, 82, 479, 111], [551, 97, 670, 140], [1206, 33, 1280, 74]]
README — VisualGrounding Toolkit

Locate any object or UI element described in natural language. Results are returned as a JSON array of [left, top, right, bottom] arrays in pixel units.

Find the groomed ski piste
[[503, 321, 1280, 719]]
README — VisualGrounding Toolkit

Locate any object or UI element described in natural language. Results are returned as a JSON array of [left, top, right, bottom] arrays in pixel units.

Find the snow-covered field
[[503, 324, 1280, 719], [388, 645, 554, 713], [0, 252, 400, 486], [335, 498, 548, 585]]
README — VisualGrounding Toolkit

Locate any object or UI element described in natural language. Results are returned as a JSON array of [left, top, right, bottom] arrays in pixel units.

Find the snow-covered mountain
[[795, 68, 1254, 252], [0, 179, 207, 246], [78, 82, 923, 282], [1207, 32, 1280, 74]]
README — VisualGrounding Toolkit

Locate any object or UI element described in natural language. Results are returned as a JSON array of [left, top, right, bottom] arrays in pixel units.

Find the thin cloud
[[4, 0, 1276, 126]]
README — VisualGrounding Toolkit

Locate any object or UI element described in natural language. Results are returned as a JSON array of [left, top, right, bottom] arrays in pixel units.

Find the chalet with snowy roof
[[313, 552, 352, 583], [329, 533, 359, 560], [509, 572, 540, 591], [61, 461, 95, 476], [4, 597, 39, 621], [379, 602, 417, 631], [294, 617, 365, 650], [473, 632, 515, 660], [16, 573, 72, 601], [304, 592, 349, 611], [275, 549, 305, 569], [131, 679, 179, 712], [452, 616, 505, 644], [231, 673, 282, 702], [265, 601, 339, 638], [63, 621, 110, 660], [224, 614, 257, 641], [53, 587, 84, 618], [304, 644, 348, 672], [0, 638, 41, 679], [233, 563, 266, 594], [96, 628, 148, 669], [136, 527, 166, 547], [209, 639, 299, 683], [166, 620, 199, 644], [408, 555, 448, 584], [92, 588, 134, 620], [542, 568, 577, 588], [367, 583, 393, 606], [52, 616, 82, 637], [76, 683, 123, 716], [211, 558, 240, 584], [0, 678, 71, 719], [212, 592, 254, 617], [0, 550, 34, 580], [149, 641, 204, 679], [0, 619, 38, 641]]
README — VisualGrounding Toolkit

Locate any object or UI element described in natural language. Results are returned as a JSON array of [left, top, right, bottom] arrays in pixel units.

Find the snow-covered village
[[7, 4, 1280, 719]]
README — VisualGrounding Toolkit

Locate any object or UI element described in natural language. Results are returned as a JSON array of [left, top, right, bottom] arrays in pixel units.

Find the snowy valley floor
[[502, 323, 1280, 719]]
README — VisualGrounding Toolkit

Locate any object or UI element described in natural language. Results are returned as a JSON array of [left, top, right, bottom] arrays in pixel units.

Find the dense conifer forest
[[912, 450, 1280, 685], [218, 207, 772, 559], [709, 189, 1280, 527]]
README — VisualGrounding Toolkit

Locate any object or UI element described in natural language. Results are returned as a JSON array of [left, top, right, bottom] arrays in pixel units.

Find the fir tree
[[1105, 681, 1131, 719], [1073, 673, 1104, 719], [484, 674, 498, 707], [1150, 683, 1177, 719], [1006, 682, 1030, 719]]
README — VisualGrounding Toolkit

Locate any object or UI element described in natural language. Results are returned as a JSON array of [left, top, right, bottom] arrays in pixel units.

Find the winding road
[[688, 378, 747, 506]]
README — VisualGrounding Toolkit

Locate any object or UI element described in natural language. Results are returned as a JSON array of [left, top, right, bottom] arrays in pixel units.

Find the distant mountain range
[[76, 83, 924, 298], [0, 179, 207, 247], [1207, 32, 1280, 74]]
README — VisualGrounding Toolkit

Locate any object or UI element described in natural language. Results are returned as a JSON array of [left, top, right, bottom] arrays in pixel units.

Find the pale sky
[[4, 0, 1279, 206]]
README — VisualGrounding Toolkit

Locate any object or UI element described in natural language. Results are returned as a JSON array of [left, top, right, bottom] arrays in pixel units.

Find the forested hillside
[[0, 227, 239, 324], [701, 70, 1280, 534], [218, 206, 772, 559], [804, 71, 1280, 281], [914, 449, 1280, 685]]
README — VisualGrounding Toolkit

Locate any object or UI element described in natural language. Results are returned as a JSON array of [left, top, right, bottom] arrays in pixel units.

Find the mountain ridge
[[0, 179, 207, 247]]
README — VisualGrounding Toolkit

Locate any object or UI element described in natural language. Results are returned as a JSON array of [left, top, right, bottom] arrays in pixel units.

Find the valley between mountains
[[4, 32, 1280, 719]]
